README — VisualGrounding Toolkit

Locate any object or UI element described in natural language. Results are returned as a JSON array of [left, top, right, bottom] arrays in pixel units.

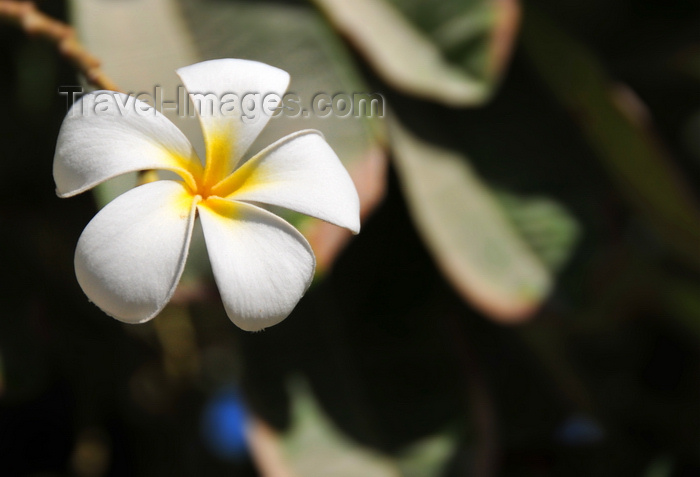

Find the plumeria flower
[[53, 59, 360, 331]]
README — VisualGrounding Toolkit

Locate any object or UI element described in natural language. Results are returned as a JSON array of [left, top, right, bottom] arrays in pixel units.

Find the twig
[[0, 0, 121, 92]]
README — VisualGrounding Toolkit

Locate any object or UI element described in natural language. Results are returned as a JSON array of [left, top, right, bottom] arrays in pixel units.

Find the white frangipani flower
[[53, 59, 360, 331]]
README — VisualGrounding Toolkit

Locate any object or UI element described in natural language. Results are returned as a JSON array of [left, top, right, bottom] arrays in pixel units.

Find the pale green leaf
[[390, 119, 552, 321], [311, 0, 520, 106], [281, 379, 400, 477], [395, 430, 458, 477], [495, 191, 580, 272]]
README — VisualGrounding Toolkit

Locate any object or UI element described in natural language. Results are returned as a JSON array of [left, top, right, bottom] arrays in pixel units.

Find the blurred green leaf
[[281, 378, 399, 477], [311, 0, 520, 106], [389, 120, 554, 322], [522, 7, 700, 270], [280, 378, 458, 477], [395, 430, 457, 477], [495, 191, 580, 272]]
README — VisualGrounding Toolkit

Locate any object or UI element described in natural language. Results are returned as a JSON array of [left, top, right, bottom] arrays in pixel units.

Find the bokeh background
[[2, 0, 700, 475]]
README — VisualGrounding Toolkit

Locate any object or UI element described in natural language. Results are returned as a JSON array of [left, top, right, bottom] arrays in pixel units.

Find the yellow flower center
[[175, 130, 257, 211]]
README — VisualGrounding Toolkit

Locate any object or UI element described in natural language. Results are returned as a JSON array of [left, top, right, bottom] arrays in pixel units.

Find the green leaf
[[395, 430, 458, 477], [522, 7, 700, 270], [311, 0, 520, 106], [389, 119, 553, 321], [279, 378, 458, 477], [280, 379, 400, 477], [495, 191, 580, 272]]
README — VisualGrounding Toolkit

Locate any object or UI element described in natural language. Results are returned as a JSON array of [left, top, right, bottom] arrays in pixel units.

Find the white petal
[[75, 181, 197, 323], [176, 59, 290, 173], [54, 91, 202, 197], [216, 130, 361, 233], [197, 198, 315, 331]]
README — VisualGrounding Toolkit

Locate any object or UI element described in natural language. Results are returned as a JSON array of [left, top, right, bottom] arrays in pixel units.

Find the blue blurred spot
[[555, 414, 605, 446], [201, 387, 248, 461]]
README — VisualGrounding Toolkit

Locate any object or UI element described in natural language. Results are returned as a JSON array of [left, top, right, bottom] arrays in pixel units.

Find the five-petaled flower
[[53, 59, 360, 331]]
